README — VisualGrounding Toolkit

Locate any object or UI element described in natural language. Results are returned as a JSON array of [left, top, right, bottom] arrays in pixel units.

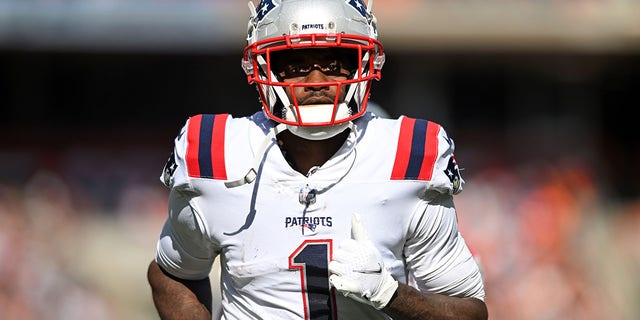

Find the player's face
[[271, 48, 356, 105]]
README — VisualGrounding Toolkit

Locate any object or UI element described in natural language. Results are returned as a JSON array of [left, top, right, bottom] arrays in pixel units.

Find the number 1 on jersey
[[289, 239, 337, 320]]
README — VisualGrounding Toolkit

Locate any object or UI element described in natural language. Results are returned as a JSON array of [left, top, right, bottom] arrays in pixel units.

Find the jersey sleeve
[[160, 118, 192, 191], [156, 115, 224, 279], [431, 125, 465, 195], [160, 113, 231, 191], [390, 116, 465, 195], [155, 188, 219, 280], [403, 192, 485, 300]]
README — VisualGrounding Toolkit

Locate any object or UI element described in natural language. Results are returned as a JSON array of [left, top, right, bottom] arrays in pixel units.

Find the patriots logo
[[444, 155, 462, 193], [302, 223, 317, 232], [347, 0, 367, 17], [162, 150, 178, 187], [256, 0, 277, 22]]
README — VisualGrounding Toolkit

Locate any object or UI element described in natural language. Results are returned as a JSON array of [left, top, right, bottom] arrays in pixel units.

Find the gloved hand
[[328, 213, 399, 310]]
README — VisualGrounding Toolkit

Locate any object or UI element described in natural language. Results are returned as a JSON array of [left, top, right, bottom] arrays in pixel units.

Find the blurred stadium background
[[1, 0, 639, 319]]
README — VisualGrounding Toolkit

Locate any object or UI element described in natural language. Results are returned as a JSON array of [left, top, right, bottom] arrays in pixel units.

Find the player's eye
[[284, 64, 308, 77], [322, 61, 341, 74], [278, 60, 349, 79]]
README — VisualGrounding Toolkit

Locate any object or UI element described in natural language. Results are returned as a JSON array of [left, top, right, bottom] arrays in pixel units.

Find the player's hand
[[328, 213, 398, 310]]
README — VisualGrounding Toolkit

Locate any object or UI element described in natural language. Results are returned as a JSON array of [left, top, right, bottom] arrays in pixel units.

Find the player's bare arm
[[147, 260, 212, 320], [384, 284, 488, 320]]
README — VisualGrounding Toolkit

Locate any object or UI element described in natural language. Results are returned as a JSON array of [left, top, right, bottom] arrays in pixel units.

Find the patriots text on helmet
[[301, 24, 324, 30]]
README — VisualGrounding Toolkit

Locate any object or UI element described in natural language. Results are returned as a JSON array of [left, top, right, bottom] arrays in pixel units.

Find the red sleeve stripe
[[186, 114, 229, 179], [419, 121, 441, 180], [390, 117, 416, 180], [210, 114, 228, 180], [391, 117, 441, 180], [186, 114, 203, 178]]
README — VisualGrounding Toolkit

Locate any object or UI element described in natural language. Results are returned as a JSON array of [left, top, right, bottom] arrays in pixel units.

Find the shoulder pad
[[160, 114, 230, 189], [390, 116, 464, 194], [183, 114, 230, 180]]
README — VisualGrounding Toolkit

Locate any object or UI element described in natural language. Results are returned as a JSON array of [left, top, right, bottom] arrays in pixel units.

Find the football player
[[147, 0, 487, 319]]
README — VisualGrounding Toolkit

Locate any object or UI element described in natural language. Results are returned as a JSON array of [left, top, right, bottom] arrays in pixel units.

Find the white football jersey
[[155, 111, 484, 320]]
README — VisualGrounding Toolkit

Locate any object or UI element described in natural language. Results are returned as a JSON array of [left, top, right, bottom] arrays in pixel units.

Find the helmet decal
[[347, 0, 368, 17], [256, 0, 277, 22]]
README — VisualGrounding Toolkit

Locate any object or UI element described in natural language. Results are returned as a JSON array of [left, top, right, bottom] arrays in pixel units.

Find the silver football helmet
[[242, 0, 385, 140]]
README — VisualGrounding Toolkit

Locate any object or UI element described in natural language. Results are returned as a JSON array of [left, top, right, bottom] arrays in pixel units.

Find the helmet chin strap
[[284, 103, 352, 140], [286, 122, 351, 140]]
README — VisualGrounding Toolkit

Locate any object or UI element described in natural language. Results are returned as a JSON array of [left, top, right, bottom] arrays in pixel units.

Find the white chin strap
[[284, 103, 352, 140]]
